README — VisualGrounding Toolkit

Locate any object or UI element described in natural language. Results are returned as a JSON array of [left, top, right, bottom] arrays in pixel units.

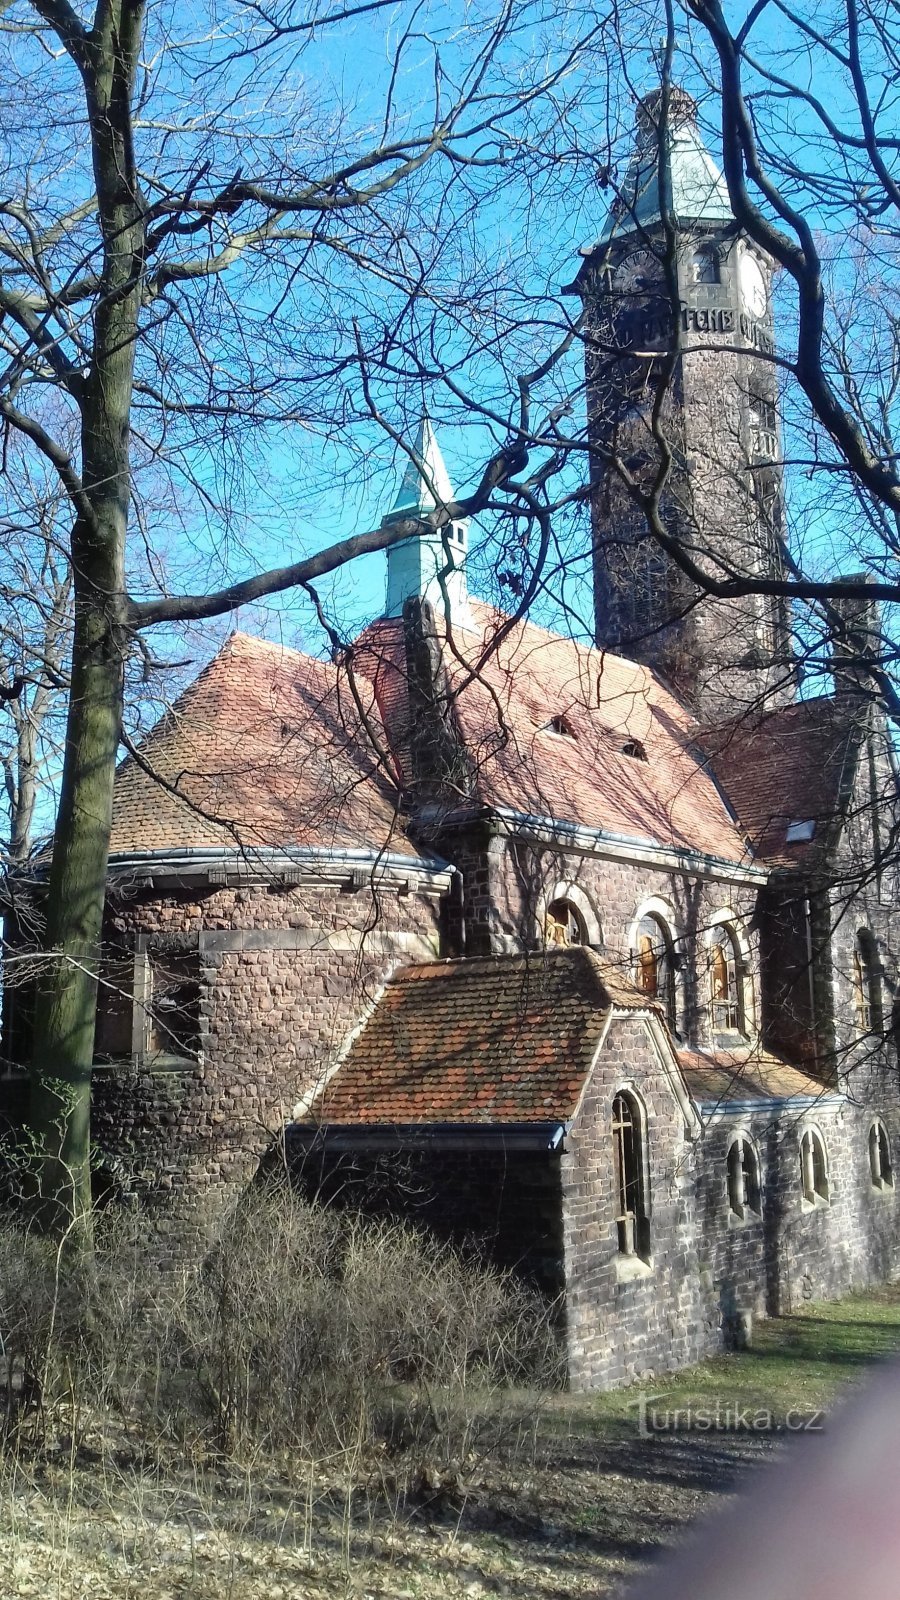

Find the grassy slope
[[4, 1285, 900, 1600]]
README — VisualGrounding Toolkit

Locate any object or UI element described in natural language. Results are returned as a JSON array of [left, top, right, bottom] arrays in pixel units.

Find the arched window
[[869, 1120, 893, 1191], [545, 899, 586, 948], [635, 913, 677, 1033], [800, 1128, 829, 1206], [709, 925, 744, 1034], [727, 1137, 761, 1220], [612, 1092, 650, 1260], [691, 246, 720, 285], [853, 931, 882, 1036]]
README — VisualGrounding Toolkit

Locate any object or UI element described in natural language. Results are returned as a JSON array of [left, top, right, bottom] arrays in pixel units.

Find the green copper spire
[[384, 419, 473, 629], [592, 87, 733, 247]]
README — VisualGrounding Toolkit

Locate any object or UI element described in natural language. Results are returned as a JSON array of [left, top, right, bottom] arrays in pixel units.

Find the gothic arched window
[[800, 1128, 829, 1207], [869, 1120, 893, 1191], [612, 1091, 650, 1260], [545, 899, 586, 948], [709, 925, 744, 1035], [853, 931, 882, 1037], [635, 914, 677, 1033], [727, 1137, 761, 1220]]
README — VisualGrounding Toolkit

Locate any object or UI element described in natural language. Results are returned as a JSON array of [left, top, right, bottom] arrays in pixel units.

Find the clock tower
[[576, 87, 795, 723]]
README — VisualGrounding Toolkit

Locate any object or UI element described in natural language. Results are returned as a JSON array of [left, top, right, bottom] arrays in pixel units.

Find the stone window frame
[[799, 1126, 830, 1210], [852, 929, 883, 1040], [726, 1132, 762, 1225], [690, 244, 721, 286], [868, 1118, 893, 1193], [611, 1084, 652, 1270], [628, 897, 682, 1037], [535, 881, 602, 951], [93, 933, 202, 1065], [705, 911, 755, 1041]]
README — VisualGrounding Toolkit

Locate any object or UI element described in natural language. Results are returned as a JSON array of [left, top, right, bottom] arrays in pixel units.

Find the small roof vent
[[621, 738, 648, 761], [545, 714, 576, 738], [785, 819, 816, 843]]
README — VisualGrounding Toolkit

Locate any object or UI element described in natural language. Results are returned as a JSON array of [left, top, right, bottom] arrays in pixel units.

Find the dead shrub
[[0, 1186, 562, 1477]]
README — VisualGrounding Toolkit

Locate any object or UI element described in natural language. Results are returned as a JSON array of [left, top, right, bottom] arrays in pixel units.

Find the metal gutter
[[697, 1094, 844, 1120], [290, 1121, 568, 1153], [98, 843, 454, 888], [427, 804, 769, 884]]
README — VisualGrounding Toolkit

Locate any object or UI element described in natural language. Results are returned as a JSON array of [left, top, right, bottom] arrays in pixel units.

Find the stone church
[[5, 90, 900, 1389]]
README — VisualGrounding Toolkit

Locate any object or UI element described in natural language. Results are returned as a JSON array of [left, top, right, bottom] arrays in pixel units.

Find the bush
[[0, 1188, 562, 1473]]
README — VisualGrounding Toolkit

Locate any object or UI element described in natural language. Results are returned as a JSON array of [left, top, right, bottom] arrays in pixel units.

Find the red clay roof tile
[[356, 600, 753, 864], [302, 948, 653, 1126], [109, 632, 421, 860]]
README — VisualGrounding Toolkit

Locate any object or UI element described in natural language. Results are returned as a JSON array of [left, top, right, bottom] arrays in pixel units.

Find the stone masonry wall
[[87, 873, 444, 1260], [446, 827, 761, 1054], [560, 1015, 716, 1390]]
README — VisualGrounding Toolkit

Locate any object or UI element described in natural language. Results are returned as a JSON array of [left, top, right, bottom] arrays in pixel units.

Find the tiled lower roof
[[678, 1048, 835, 1108], [302, 948, 653, 1127]]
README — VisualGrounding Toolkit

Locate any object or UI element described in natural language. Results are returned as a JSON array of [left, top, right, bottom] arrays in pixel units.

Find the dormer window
[[545, 714, 576, 738], [621, 739, 647, 761]]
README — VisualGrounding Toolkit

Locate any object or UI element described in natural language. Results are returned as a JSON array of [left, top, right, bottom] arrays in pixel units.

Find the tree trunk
[[28, 0, 145, 1232], [28, 570, 124, 1230]]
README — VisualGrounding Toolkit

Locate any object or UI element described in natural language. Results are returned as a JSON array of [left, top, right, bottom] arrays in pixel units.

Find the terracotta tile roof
[[302, 947, 653, 1126], [355, 601, 753, 864], [698, 697, 860, 868], [109, 632, 422, 860], [678, 1047, 835, 1108]]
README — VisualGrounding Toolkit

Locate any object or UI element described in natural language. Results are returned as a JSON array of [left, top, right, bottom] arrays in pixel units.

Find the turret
[[384, 418, 473, 631]]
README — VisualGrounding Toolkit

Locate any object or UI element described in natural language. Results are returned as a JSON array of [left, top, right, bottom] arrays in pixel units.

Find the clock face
[[740, 252, 767, 318], [615, 248, 659, 293]]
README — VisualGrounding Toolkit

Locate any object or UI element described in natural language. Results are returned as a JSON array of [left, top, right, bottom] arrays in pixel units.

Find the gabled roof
[[300, 948, 653, 1127], [699, 697, 861, 868], [356, 599, 753, 866], [589, 87, 733, 250], [108, 632, 423, 861]]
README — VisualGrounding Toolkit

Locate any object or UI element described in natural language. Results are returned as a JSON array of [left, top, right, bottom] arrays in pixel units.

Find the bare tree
[[0, 0, 617, 1229]]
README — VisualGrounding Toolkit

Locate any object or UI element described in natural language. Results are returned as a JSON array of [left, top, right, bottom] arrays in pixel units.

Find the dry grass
[[2, 1198, 900, 1600]]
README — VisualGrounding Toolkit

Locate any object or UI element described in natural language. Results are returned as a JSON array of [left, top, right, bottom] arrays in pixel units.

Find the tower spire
[[384, 419, 472, 629], [595, 86, 733, 247]]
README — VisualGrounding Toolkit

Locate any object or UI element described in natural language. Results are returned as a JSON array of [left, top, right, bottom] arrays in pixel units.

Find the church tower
[[576, 87, 795, 723]]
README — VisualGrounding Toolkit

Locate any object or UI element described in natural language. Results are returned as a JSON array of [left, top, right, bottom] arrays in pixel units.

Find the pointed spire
[[383, 418, 473, 629], [594, 86, 733, 246], [390, 416, 456, 517]]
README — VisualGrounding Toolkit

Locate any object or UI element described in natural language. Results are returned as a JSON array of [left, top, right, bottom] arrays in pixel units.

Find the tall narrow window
[[94, 953, 135, 1059], [869, 1120, 893, 1190], [800, 1129, 829, 1206], [545, 900, 586, 948], [147, 952, 201, 1058], [612, 1092, 650, 1260], [853, 931, 882, 1037], [635, 914, 678, 1033], [709, 925, 744, 1034], [727, 1137, 761, 1220], [691, 246, 720, 285]]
